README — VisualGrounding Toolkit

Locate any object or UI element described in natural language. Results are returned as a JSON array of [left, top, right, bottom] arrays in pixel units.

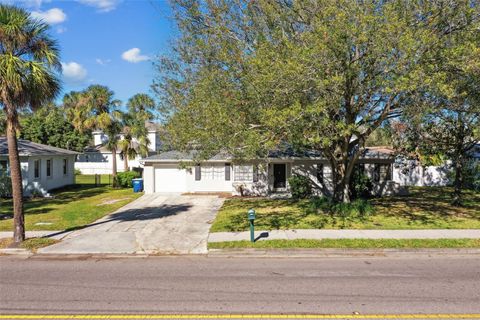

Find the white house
[[0, 137, 77, 197], [141, 147, 408, 197], [75, 122, 163, 174]]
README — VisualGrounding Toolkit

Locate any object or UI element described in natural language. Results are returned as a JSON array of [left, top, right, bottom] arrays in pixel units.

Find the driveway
[[39, 194, 225, 255]]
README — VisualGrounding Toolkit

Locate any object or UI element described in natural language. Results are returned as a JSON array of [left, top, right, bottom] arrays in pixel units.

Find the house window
[[34, 160, 40, 179], [316, 164, 324, 184], [46, 159, 52, 177], [63, 159, 68, 175], [234, 165, 253, 182], [373, 164, 392, 182], [225, 163, 231, 181], [0, 160, 8, 176], [200, 165, 224, 180]]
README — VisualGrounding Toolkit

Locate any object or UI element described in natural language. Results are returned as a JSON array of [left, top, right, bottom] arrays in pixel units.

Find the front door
[[273, 164, 286, 189]]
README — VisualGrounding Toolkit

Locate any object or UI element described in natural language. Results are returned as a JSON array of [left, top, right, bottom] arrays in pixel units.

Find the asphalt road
[[1, 254, 480, 316]]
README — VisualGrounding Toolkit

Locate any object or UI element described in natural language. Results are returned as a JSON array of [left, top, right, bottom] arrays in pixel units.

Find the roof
[[84, 141, 141, 154], [142, 147, 395, 163], [0, 137, 79, 157]]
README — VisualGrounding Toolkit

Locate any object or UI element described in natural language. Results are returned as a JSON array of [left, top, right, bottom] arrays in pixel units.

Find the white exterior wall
[[291, 160, 333, 196], [75, 153, 142, 174], [393, 161, 451, 187], [186, 163, 233, 193], [143, 165, 155, 193], [12, 154, 76, 196]]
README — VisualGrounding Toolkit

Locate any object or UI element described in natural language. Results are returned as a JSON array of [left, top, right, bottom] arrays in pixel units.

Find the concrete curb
[[0, 248, 32, 256], [207, 248, 480, 258]]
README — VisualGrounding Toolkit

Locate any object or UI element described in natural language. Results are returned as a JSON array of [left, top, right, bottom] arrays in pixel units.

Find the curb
[[207, 248, 480, 258], [0, 248, 32, 256]]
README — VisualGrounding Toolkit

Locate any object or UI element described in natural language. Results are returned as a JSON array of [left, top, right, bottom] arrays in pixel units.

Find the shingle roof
[[143, 147, 395, 162], [0, 137, 79, 156]]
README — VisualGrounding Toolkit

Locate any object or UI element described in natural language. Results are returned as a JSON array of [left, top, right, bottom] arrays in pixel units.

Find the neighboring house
[[0, 137, 77, 197], [75, 122, 163, 174], [141, 146, 407, 197]]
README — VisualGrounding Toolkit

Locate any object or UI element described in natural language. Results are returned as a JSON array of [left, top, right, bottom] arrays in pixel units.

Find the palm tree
[[119, 94, 156, 171], [0, 5, 61, 243]]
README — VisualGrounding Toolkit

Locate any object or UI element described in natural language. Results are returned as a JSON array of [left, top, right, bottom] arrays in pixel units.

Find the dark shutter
[[225, 163, 231, 181], [253, 165, 259, 182], [316, 164, 323, 183], [195, 164, 201, 181]]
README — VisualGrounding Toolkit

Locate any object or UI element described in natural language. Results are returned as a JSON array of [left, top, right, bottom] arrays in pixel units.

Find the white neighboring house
[[141, 147, 408, 197], [75, 122, 163, 174], [0, 137, 77, 197]]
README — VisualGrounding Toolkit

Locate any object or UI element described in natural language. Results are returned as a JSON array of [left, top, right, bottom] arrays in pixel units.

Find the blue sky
[[2, 0, 175, 107]]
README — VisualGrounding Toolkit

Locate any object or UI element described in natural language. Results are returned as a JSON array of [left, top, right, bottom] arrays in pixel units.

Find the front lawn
[[208, 238, 480, 249], [210, 187, 480, 232], [0, 175, 142, 232]]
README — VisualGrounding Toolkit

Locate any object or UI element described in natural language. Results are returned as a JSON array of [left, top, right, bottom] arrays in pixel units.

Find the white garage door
[[154, 165, 187, 192]]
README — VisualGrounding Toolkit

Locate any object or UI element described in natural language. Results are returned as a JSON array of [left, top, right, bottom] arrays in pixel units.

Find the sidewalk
[[208, 229, 480, 242], [0, 231, 69, 240]]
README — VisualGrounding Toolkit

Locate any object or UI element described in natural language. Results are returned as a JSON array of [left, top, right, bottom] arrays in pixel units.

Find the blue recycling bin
[[132, 178, 143, 192]]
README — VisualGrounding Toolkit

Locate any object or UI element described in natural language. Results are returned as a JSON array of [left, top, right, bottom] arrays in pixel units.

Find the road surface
[[1, 254, 479, 316]]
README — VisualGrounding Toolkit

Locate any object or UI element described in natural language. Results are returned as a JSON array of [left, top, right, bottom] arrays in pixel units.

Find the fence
[[75, 174, 113, 186]]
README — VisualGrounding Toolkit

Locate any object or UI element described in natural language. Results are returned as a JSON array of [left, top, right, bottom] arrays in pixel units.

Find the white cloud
[[77, 0, 120, 12], [61, 62, 87, 83], [121, 48, 149, 63], [95, 58, 111, 66], [56, 26, 67, 34], [30, 8, 66, 25]]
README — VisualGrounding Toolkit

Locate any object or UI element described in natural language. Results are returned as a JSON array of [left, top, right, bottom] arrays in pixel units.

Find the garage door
[[154, 165, 187, 192]]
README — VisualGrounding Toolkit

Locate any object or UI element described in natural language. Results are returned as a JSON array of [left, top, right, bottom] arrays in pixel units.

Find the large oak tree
[[155, 0, 479, 202]]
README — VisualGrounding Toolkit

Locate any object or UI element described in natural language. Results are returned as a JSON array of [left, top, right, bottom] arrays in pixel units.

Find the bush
[[74, 169, 82, 175], [116, 171, 140, 188], [307, 196, 374, 227], [349, 170, 373, 199], [288, 175, 312, 199], [0, 171, 12, 197]]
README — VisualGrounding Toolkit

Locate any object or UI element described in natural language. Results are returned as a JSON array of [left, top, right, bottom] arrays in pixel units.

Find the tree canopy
[[155, 0, 480, 202]]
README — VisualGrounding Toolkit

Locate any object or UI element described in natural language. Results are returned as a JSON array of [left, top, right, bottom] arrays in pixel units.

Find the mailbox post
[[248, 209, 256, 243]]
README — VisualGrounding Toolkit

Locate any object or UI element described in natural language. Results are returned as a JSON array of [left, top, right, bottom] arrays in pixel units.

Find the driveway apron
[[38, 194, 225, 254]]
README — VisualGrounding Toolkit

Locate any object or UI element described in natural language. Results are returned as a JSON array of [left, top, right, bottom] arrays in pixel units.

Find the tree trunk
[[112, 147, 118, 188], [452, 154, 463, 206], [6, 118, 25, 243], [124, 153, 129, 172]]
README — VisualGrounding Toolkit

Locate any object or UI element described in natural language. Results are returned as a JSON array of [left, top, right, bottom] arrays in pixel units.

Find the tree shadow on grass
[[46, 203, 193, 238]]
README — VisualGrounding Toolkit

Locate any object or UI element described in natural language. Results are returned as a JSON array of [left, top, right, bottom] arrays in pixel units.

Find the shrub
[[288, 175, 312, 199], [0, 171, 12, 197], [74, 169, 82, 175], [307, 196, 374, 227], [349, 170, 373, 199], [116, 171, 141, 188]]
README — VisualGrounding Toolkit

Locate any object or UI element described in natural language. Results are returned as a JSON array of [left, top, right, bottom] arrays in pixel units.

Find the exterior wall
[[291, 160, 333, 196], [0, 154, 76, 197], [392, 160, 451, 187], [143, 165, 155, 193], [93, 131, 107, 146], [186, 163, 233, 193], [75, 152, 142, 174]]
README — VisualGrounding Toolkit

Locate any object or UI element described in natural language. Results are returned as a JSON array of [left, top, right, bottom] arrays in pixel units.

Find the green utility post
[[248, 209, 256, 243]]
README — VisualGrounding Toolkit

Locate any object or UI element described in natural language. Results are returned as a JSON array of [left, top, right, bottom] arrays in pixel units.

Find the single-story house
[[141, 147, 407, 196], [0, 137, 78, 197]]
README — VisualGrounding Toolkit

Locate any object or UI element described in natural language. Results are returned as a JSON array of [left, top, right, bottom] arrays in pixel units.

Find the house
[[0, 137, 77, 197], [141, 146, 407, 197], [75, 121, 163, 174]]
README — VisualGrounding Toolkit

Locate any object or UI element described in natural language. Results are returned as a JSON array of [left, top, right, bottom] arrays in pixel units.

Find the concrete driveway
[[39, 193, 225, 255]]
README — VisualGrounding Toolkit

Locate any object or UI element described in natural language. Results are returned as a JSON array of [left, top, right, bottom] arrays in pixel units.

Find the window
[[316, 164, 324, 184], [200, 165, 224, 180], [46, 159, 52, 177], [34, 160, 40, 179], [373, 164, 392, 182], [234, 165, 253, 182], [225, 163, 231, 181], [63, 159, 68, 175]]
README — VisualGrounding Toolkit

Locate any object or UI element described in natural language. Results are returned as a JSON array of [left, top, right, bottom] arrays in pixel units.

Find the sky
[[1, 0, 175, 107]]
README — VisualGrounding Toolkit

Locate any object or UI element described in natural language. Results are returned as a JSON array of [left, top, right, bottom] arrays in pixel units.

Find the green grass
[[0, 237, 59, 252], [210, 187, 480, 232], [0, 175, 142, 232], [208, 238, 480, 249]]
